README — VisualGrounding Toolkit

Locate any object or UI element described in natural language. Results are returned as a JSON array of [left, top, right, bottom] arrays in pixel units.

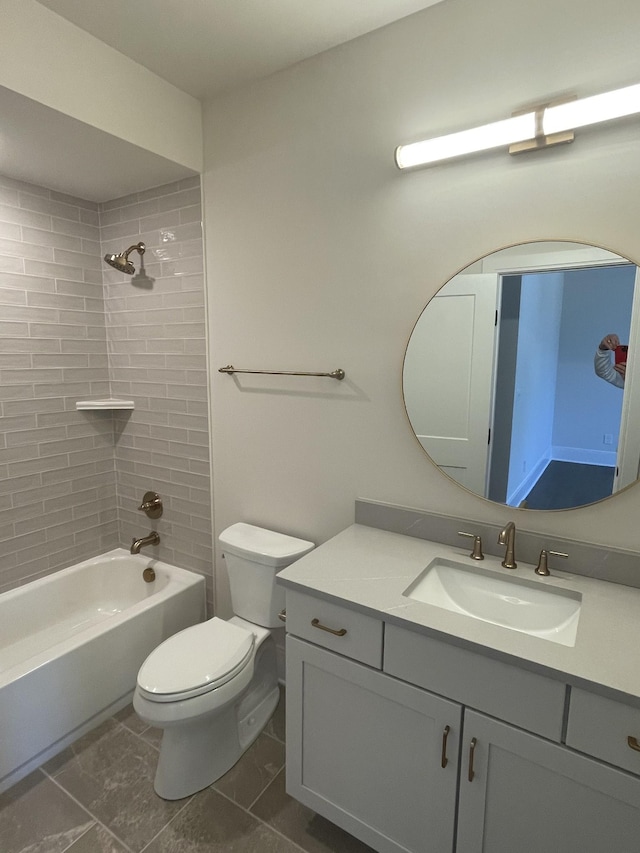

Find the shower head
[[104, 242, 145, 275]]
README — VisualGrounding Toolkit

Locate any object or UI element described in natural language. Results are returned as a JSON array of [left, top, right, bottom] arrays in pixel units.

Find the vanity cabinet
[[285, 590, 640, 853], [286, 635, 461, 853], [565, 687, 640, 776], [456, 710, 640, 853]]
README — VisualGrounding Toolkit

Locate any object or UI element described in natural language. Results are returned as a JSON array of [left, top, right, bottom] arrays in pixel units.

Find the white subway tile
[[4, 175, 209, 584], [0, 254, 25, 273], [0, 203, 52, 229], [20, 193, 80, 221]]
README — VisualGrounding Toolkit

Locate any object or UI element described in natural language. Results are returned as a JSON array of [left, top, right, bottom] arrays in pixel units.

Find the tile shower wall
[[0, 174, 212, 605], [0, 175, 117, 594], [100, 178, 213, 606]]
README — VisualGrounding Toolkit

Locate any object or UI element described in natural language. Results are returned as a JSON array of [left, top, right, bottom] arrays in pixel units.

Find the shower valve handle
[[138, 492, 163, 519]]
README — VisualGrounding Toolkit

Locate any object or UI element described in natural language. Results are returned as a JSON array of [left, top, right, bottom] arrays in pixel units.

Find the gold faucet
[[498, 522, 517, 569], [131, 531, 160, 554]]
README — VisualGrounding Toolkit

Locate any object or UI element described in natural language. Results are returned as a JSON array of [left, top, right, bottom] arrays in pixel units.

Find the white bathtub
[[0, 548, 205, 793]]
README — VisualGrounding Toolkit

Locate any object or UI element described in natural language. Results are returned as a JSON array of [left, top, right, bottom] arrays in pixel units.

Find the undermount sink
[[403, 558, 582, 646]]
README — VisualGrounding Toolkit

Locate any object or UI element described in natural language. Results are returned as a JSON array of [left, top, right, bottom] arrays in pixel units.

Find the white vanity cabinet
[[456, 710, 640, 853], [285, 589, 462, 853], [286, 637, 461, 853], [285, 589, 640, 853], [386, 624, 640, 852]]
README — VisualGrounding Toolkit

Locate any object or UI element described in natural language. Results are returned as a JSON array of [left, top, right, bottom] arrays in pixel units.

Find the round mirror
[[403, 241, 640, 510]]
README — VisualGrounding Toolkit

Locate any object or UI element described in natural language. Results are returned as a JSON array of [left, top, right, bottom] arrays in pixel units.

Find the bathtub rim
[[0, 548, 206, 690], [0, 548, 206, 794]]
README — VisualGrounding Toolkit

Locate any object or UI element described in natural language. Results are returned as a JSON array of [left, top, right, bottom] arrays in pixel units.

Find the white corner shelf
[[76, 399, 135, 411]]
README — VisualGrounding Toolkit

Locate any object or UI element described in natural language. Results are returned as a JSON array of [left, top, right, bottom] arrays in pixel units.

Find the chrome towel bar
[[219, 365, 345, 380]]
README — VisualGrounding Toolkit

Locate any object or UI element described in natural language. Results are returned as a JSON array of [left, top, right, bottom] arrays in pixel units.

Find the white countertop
[[277, 524, 640, 704]]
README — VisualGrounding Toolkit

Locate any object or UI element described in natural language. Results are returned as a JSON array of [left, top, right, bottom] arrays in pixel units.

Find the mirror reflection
[[403, 242, 640, 510]]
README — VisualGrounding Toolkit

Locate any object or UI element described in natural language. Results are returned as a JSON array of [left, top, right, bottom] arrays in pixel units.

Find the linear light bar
[[395, 113, 536, 169], [396, 82, 640, 170], [543, 83, 640, 135]]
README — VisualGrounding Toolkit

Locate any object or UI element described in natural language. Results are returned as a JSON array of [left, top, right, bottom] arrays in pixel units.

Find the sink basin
[[403, 558, 581, 646]]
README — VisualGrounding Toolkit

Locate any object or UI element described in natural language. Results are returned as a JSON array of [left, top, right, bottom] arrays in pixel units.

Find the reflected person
[[595, 333, 626, 388]]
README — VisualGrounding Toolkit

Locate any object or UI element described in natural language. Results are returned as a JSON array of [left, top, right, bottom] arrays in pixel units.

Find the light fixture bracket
[[508, 96, 576, 155], [395, 84, 640, 170]]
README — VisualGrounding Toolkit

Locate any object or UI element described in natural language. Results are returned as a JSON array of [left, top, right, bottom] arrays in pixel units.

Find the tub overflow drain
[[143, 567, 156, 583]]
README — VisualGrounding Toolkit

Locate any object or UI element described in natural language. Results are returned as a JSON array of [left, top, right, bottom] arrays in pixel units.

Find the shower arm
[[122, 242, 146, 260]]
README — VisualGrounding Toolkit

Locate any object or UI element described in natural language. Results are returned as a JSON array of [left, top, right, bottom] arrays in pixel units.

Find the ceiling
[[35, 0, 445, 100], [3, 1, 445, 202]]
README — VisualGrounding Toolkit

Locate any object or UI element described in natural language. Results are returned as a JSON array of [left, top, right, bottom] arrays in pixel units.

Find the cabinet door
[[286, 636, 461, 853], [457, 710, 640, 853]]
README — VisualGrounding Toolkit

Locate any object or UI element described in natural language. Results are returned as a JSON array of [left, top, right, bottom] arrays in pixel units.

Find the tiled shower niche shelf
[[76, 399, 135, 410]]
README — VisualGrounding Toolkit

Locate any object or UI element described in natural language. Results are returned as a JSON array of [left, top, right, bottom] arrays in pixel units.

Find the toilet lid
[[137, 617, 254, 699]]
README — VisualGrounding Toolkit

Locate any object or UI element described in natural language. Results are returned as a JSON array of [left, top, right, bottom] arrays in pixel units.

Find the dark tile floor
[[0, 690, 375, 853]]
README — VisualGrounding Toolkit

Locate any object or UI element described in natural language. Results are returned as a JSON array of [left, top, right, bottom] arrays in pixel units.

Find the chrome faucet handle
[[458, 531, 484, 560], [535, 549, 568, 576]]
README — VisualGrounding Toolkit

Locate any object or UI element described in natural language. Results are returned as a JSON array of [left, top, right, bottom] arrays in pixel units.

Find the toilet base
[[150, 635, 280, 800], [154, 685, 280, 800]]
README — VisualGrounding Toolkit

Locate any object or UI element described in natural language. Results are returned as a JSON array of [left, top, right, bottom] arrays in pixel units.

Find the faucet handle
[[535, 549, 568, 576], [138, 491, 163, 519], [458, 531, 484, 561]]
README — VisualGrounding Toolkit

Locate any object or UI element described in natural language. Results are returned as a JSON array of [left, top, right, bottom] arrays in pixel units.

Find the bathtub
[[0, 548, 205, 793]]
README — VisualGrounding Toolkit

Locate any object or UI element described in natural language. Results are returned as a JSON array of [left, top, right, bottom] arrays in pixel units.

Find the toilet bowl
[[133, 523, 314, 800]]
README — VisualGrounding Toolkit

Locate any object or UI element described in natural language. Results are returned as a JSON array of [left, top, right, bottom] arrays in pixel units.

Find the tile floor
[[0, 689, 375, 853]]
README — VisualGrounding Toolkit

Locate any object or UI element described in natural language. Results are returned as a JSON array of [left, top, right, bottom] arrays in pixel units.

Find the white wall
[[202, 0, 640, 614], [507, 273, 563, 502]]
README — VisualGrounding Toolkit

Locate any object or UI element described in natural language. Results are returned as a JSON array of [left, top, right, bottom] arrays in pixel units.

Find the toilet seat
[[137, 617, 255, 703]]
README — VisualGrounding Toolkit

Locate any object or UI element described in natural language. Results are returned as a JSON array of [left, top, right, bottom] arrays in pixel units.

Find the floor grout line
[[245, 761, 286, 812], [11, 695, 332, 853], [137, 795, 196, 853], [213, 776, 309, 853], [45, 771, 137, 853], [54, 817, 96, 853]]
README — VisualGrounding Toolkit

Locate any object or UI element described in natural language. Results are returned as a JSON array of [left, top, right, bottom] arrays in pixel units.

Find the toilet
[[133, 522, 314, 800]]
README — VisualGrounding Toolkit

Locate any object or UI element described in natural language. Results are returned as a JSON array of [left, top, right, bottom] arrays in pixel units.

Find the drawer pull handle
[[441, 725, 451, 768], [311, 617, 347, 637], [468, 737, 477, 782], [278, 609, 287, 623], [628, 736, 640, 752]]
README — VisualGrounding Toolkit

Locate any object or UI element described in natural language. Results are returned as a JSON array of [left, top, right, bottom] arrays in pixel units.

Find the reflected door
[[403, 274, 498, 494]]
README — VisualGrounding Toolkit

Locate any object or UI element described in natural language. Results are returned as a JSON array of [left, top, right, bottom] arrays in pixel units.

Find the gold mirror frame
[[402, 239, 640, 511]]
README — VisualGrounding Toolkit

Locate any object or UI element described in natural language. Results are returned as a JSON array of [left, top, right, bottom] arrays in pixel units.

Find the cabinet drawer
[[285, 589, 383, 668], [566, 688, 640, 776], [384, 623, 566, 740]]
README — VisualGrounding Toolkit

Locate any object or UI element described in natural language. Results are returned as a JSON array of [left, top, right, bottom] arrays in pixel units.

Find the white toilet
[[133, 522, 314, 800]]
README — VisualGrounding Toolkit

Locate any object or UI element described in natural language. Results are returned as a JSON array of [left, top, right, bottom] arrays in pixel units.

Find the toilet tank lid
[[219, 523, 314, 566]]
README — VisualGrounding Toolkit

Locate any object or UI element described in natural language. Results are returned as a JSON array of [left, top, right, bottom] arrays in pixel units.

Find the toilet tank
[[219, 523, 314, 627]]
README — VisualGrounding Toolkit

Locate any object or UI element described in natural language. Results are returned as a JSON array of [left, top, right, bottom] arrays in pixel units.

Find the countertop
[[276, 523, 640, 705]]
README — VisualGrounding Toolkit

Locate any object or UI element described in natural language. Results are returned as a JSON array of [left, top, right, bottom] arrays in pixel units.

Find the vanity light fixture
[[395, 112, 537, 168], [395, 82, 640, 169], [543, 82, 640, 135]]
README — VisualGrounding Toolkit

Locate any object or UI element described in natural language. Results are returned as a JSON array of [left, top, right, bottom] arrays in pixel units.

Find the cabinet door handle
[[311, 617, 347, 637], [628, 736, 640, 752], [441, 725, 451, 768], [468, 737, 477, 782]]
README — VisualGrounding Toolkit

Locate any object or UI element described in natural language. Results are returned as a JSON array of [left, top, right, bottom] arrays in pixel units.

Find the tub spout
[[131, 531, 160, 554]]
